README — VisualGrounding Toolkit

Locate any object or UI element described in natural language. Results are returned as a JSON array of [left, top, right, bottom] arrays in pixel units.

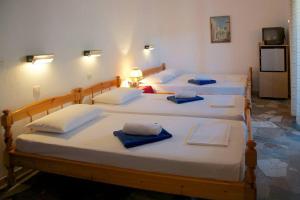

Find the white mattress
[[16, 113, 246, 181], [146, 73, 247, 95], [94, 94, 245, 121]]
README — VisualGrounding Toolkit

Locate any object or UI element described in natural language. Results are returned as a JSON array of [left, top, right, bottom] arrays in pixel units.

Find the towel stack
[[175, 90, 197, 98], [188, 74, 217, 85], [123, 122, 162, 135], [114, 122, 172, 148]]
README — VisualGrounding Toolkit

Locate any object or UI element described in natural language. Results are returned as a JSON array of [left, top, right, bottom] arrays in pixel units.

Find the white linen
[[210, 96, 235, 108], [164, 69, 183, 77], [145, 73, 247, 95], [123, 122, 162, 135], [141, 71, 175, 84], [186, 123, 231, 146], [16, 113, 246, 181], [175, 90, 197, 98], [194, 74, 212, 81], [94, 94, 245, 121], [26, 104, 102, 133], [93, 87, 142, 105]]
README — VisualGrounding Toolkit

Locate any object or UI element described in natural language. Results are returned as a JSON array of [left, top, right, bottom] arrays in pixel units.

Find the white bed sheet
[[16, 113, 246, 181], [145, 73, 247, 95], [94, 94, 245, 121]]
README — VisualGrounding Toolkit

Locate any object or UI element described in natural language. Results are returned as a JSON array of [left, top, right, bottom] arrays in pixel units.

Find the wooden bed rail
[[246, 67, 253, 104], [1, 90, 80, 186], [142, 63, 166, 77], [79, 76, 121, 104], [244, 99, 257, 199]]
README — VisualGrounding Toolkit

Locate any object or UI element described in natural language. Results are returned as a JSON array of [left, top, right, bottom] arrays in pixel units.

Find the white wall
[[0, 0, 290, 179], [159, 0, 290, 90]]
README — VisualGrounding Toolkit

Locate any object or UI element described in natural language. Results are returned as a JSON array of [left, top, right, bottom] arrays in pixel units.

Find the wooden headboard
[[79, 76, 121, 104], [142, 63, 166, 77], [1, 89, 81, 152]]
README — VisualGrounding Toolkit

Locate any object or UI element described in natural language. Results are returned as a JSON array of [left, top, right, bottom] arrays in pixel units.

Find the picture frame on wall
[[210, 16, 231, 43]]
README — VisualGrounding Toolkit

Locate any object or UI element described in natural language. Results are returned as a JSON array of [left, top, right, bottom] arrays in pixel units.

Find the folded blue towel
[[167, 95, 204, 104], [188, 79, 216, 85], [113, 128, 172, 148]]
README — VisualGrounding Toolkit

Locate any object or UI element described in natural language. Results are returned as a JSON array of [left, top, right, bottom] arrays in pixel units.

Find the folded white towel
[[123, 122, 162, 136], [175, 91, 197, 98], [186, 123, 231, 146], [194, 74, 212, 80], [210, 96, 235, 108]]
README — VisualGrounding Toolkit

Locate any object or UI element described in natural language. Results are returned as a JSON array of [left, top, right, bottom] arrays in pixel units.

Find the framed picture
[[210, 16, 231, 43]]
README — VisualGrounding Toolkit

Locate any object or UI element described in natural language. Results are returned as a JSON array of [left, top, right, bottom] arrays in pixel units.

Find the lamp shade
[[130, 68, 143, 78]]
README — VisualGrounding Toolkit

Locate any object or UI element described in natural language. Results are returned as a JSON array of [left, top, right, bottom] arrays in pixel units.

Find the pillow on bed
[[141, 71, 175, 84], [164, 69, 183, 77], [26, 104, 102, 133], [93, 87, 143, 105]]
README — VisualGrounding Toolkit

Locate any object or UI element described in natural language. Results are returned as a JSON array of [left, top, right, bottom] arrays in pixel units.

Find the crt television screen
[[262, 27, 285, 45]]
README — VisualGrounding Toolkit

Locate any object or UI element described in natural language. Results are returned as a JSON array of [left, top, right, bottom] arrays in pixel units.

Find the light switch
[[87, 73, 92, 80], [33, 85, 40, 100]]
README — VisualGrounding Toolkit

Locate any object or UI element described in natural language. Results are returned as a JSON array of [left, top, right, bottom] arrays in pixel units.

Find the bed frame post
[[72, 88, 83, 104], [116, 76, 121, 88], [244, 102, 257, 200], [161, 63, 166, 70], [1, 110, 16, 187]]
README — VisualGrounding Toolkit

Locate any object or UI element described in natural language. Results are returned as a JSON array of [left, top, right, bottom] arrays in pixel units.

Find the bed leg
[[6, 162, 16, 188], [1, 110, 16, 188], [244, 140, 257, 200]]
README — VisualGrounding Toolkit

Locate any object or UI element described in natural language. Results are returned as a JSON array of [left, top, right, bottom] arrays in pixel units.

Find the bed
[[1, 85, 257, 200], [139, 63, 252, 98], [89, 93, 245, 121], [16, 112, 246, 182]]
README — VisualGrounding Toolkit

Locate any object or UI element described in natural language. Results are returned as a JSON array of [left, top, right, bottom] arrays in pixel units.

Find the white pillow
[[164, 69, 183, 77], [141, 71, 175, 84], [26, 104, 102, 133], [93, 87, 142, 105]]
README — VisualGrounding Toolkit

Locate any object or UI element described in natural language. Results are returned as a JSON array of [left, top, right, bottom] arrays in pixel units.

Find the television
[[262, 27, 285, 45]]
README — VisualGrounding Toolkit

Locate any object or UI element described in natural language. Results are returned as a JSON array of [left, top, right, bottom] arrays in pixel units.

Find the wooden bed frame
[[141, 63, 253, 106], [1, 66, 256, 200]]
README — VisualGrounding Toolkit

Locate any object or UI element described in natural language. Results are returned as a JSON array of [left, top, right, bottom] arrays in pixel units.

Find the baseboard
[[0, 168, 36, 190]]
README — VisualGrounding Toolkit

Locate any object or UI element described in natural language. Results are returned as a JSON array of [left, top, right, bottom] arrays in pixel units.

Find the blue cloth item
[[167, 95, 204, 104], [188, 79, 217, 85], [113, 128, 172, 148]]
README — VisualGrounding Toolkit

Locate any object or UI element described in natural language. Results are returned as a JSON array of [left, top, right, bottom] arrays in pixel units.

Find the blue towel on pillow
[[188, 79, 216, 85], [113, 129, 172, 148], [167, 95, 204, 104]]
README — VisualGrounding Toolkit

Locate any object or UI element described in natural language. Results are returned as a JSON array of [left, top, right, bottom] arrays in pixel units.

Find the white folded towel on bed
[[123, 122, 162, 136], [175, 91, 197, 98], [186, 123, 231, 146], [210, 96, 235, 108], [194, 74, 212, 80]]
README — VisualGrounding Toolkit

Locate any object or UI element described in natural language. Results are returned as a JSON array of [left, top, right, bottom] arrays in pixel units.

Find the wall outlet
[[87, 73, 92, 80], [33, 85, 40, 100]]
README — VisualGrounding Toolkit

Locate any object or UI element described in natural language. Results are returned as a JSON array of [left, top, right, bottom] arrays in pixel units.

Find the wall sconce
[[26, 54, 54, 64], [129, 67, 143, 88], [144, 44, 154, 51], [83, 50, 102, 57]]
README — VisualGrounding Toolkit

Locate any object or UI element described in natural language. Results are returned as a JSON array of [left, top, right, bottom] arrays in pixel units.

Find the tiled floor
[[1, 97, 300, 200]]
